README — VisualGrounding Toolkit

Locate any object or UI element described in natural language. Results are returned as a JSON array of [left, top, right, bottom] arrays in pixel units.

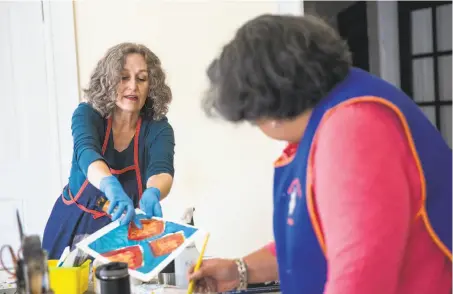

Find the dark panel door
[[337, 1, 369, 71]]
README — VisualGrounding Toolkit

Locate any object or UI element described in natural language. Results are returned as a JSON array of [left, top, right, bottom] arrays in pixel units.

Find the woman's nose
[[127, 78, 137, 90]]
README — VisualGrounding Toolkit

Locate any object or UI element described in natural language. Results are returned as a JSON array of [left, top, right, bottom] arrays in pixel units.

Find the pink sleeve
[[312, 102, 414, 294], [265, 242, 276, 256]]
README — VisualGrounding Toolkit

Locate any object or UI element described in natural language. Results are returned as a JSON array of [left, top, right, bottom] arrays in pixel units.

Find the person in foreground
[[188, 14, 452, 294], [42, 43, 175, 259]]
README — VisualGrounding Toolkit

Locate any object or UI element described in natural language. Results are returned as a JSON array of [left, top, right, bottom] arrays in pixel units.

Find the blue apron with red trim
[[42, 118, 144, 259], [273, 68, 452, 293]]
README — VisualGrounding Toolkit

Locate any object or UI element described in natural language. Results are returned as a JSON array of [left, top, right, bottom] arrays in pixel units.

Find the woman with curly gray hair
[[42, 43, 175, 259], [188, 14, 451, 294]]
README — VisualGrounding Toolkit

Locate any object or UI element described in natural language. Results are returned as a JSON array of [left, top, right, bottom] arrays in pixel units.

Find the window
[[398, 1, 452, 147]]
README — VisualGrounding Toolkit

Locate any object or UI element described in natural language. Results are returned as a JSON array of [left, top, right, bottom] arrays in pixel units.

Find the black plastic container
[[95, 262, 131, 294]]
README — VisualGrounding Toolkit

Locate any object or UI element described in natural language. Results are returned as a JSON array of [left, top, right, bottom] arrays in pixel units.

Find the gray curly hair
[[83, 42, 172, 120]]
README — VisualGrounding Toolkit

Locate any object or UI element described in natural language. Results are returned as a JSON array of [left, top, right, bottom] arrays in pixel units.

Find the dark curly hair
[[84, 42, 172, 120], [203, 14, 352, 122]]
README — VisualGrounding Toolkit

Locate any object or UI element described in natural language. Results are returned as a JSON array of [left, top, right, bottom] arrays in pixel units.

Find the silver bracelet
[[234, 258, 248, 290]]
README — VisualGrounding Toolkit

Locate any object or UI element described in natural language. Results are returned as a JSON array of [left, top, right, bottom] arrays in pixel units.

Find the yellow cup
[[48, 259, 91, 294]]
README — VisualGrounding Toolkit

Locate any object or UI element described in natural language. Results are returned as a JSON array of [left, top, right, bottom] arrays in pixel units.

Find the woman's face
[[116, 53, 149, 114], [256, 120, 290, 141], [255, 110, 313, 143]]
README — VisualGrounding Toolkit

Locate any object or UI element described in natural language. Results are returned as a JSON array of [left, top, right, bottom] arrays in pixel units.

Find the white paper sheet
[[76, 209, 207, 282]]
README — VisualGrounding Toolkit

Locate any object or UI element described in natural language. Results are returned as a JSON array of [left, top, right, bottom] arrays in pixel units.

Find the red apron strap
[[134, 117, 144, 198], [61, 118, 113, 218], [61, 180, 89, 205], [110, 166, 136, 174], [61, 182, 107, 219], [101, 118, 113, 155], [62, 116, 144, 219]]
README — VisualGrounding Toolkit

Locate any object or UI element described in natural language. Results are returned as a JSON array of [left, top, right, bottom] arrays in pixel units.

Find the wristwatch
[[234, 258, 248, 290]]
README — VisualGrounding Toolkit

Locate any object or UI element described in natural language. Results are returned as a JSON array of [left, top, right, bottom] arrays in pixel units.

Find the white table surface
[[1, 270, 184, 294], [2, 270, 280, 294]]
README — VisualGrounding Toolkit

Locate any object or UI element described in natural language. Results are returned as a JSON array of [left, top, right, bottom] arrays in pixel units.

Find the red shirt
[[266, 102, 451, 294]]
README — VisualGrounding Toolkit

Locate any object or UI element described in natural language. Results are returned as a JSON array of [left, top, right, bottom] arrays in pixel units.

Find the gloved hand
[[100, 175, 138, 227], [139, 187, 163, 218]]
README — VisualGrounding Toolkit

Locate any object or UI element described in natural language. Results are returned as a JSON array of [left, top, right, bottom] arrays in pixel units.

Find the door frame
[[277, 0, 304, 15], [41, 1, 80, 187], [0, 1, 79, 265]]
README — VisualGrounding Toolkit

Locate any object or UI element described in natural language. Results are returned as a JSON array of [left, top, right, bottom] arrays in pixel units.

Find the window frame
[[398, 1, 452, 131]]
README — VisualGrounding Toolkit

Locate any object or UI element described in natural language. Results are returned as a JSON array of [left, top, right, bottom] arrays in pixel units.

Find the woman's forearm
[[243, 246, 279, 284], [146, 173, 173, 200], [87, 160, 112, 189]]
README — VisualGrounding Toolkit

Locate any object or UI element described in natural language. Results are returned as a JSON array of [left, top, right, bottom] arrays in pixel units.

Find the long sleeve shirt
[[266, 101, 451, 294], [65, 103, 175, 199]]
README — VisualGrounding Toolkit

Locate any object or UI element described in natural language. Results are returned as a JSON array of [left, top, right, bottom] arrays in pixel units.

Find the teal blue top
[[63, 103, 175, 198]]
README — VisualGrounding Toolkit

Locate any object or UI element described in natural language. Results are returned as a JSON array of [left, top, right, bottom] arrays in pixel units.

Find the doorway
[[303, 1, 371, 71], [0, 1, 78, 266], [337, 1, 370, 71]]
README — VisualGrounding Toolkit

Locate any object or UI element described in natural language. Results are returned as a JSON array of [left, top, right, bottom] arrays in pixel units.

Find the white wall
[[74, 0, 302, 258]]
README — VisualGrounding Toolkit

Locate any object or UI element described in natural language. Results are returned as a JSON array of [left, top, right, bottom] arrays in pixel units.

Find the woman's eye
[[138, 77, 147, 82], [121, 76, 129, 81]]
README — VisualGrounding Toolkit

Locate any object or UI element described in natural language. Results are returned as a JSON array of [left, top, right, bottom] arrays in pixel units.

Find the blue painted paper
[[88, 215, 198, 274]]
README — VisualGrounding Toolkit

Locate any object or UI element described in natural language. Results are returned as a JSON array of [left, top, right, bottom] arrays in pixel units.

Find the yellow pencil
[[187, 233, 210, 294]]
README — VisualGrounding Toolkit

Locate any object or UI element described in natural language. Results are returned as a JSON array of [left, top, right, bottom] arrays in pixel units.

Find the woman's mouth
[[124, 95, 138, 101]]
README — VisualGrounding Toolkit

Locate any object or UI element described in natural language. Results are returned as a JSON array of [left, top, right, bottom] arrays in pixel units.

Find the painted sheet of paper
[[76, 209, 207, 282]]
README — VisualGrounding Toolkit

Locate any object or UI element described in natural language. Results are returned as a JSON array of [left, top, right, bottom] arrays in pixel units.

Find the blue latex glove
[[100, 175, 140, 227], [139, 187, 163, 218]]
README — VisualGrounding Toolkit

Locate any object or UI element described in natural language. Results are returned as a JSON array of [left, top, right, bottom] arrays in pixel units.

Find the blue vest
[[273, 68, 452, 293]]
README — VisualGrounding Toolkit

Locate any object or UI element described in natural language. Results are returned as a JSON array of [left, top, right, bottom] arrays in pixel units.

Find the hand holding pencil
[[187, 233, 210, 294], [187, 236, 242, 293]]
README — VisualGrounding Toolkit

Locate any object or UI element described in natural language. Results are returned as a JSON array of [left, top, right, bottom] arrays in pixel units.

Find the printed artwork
[[128, 219, 165, 241], [101, 245, 144, 270], [76, 210, 206, 281], [149, 232, 185, 257]]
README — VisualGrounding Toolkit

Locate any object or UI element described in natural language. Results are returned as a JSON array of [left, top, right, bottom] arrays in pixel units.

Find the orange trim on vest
[[305, 96, 452, 261], [62, 117, 144, 219], [274, 143, 299, 168]]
